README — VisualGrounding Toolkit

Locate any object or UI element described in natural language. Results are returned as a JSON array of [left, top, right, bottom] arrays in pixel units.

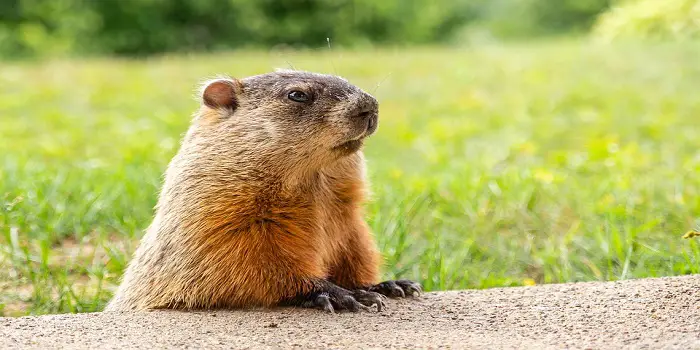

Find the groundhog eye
[[287, 90, 309, 103]]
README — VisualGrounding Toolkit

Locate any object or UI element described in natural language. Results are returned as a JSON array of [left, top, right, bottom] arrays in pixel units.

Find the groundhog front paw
[[303, 288, 386, 313], [369, 280, 422, 298]]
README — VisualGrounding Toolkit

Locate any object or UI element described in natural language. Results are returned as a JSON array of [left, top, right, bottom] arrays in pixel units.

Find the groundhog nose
[[351, 94, 379, 120], [346, 92, 378, 134]]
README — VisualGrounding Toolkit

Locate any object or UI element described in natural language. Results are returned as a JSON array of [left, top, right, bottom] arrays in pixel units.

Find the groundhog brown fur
[[106, 70, 421, 313]]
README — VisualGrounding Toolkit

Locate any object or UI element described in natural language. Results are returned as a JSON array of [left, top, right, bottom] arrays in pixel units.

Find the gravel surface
[[1, 275, 699, 349]]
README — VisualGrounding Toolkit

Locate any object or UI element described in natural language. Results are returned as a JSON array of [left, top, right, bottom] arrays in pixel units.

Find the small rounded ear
[[201, 78, 243, 109]]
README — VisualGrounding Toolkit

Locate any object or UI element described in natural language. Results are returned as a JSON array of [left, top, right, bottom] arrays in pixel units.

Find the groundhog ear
[[201, 78, 242, 109]]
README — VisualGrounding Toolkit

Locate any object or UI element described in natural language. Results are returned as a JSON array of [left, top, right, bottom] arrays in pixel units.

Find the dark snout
[[348, 93, 379, 136]]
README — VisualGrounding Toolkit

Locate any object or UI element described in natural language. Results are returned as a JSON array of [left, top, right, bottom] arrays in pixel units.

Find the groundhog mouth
[[332, 112, 376, 154]]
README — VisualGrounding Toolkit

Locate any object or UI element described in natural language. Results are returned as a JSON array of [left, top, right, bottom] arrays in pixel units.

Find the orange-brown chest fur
[[126, 153, 371, 309]]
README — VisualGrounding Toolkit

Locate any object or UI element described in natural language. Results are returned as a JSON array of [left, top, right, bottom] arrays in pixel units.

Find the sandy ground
[[1, 275, 698, 349]]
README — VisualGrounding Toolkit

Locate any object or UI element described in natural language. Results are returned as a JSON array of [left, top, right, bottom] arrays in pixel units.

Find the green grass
[[1, 40, 699, 316]]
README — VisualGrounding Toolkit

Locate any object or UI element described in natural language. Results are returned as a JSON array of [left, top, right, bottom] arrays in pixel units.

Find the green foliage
[[464, 0, 611, 38], [1, 41, 699, 315], [0, 0, 614, 58], [0, 0, 477, 58], [593, 0, 700, 41]]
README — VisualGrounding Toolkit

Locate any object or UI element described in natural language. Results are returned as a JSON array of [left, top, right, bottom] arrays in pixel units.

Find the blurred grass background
[[1, 0, 700, 316]]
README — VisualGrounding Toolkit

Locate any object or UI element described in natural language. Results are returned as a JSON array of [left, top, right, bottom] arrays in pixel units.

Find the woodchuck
[[106, 70, 421, 313]]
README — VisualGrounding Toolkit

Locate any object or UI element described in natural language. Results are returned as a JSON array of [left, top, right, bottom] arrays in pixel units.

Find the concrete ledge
[[1, 275, 698, 349]]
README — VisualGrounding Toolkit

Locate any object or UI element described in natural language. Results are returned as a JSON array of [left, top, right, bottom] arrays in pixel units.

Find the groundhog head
[[196, 70, 379, 168]]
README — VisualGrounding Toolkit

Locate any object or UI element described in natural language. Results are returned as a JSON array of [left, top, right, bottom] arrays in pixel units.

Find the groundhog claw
[[314, 294, 335, 313], [370, 280, 422, 298], [339, 294, 372, 312], [350, 290, 386, 312]]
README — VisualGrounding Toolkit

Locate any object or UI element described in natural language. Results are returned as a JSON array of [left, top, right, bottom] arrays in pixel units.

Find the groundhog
[[105, 70, 421, 313]]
